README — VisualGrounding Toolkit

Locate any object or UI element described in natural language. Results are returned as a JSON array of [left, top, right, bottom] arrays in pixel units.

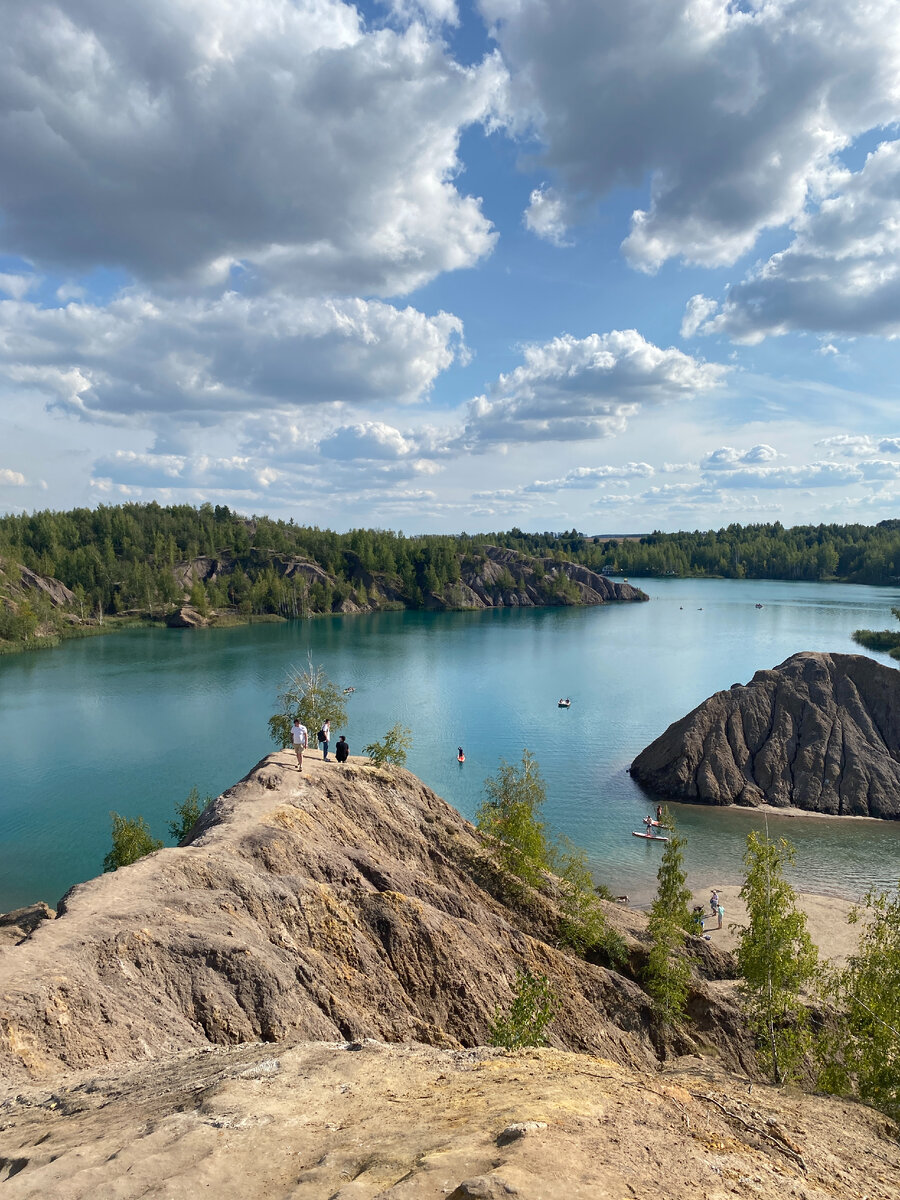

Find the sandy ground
[[687, 884, 861, 964]]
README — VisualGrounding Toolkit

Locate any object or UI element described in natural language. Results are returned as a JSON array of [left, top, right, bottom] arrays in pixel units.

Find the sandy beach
[[688, 883, 863, 965]]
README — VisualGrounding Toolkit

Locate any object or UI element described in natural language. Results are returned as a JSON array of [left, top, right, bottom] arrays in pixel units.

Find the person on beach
[[717, 903, 724, 929], [319, 718, 331, 761], [691, 906, 705, 935], [335, 735, 349, 764], [710, 889, 719, 916], [291, 717, 308, 771]]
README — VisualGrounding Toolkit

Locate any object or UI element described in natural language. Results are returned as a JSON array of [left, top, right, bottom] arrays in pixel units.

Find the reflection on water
[[1, 576, 899, 910]]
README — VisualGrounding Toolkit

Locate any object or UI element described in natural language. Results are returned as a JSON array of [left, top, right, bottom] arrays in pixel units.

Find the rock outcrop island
[[631, 651, 900, 817]]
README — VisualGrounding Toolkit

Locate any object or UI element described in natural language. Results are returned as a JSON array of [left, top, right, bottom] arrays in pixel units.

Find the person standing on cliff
[[319, 718, 331, 761], [291, 717, 308, 771]]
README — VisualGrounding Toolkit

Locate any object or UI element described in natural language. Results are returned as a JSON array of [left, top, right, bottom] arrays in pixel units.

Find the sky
[[2, 0, 900, 535]]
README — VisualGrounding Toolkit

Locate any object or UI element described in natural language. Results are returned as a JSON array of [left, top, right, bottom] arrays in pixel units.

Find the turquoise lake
[[2, 576, 900, 912]]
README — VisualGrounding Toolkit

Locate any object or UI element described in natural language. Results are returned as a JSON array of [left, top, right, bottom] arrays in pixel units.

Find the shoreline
[[684, 882, 863, 964]]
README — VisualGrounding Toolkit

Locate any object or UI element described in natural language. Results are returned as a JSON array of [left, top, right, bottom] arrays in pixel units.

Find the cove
[[2, 575, 900, 912]]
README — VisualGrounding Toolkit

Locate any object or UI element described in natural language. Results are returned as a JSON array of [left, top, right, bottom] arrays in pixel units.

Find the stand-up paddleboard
[[632, 830, 669, 842]]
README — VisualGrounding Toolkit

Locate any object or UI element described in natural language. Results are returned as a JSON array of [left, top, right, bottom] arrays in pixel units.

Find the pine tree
[[644, 814, 693, 1023], [736, 829, 818, 1083]]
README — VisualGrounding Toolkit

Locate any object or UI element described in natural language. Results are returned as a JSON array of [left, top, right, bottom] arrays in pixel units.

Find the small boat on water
[[558, 698, 571, 708], [755, 603, 764, 609], [632, 830, 669, 842], [343, 686, 356, 694]]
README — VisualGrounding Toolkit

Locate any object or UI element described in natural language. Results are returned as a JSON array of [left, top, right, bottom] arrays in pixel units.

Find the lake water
[[2, 577, 900, 913]]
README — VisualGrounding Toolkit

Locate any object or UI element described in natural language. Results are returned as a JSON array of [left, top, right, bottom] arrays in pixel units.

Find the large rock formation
[[631, 651, 900, 817], [175, 544, 648, 617], [0, 754, 747, 1089], [2, 754, 897, 1199]]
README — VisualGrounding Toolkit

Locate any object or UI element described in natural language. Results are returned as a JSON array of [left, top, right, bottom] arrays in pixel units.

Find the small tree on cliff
[[644, 813, 694, 1023], [268, 656, 348, 749], [364, 723, 412, 767], [169, 785, 211, 843], [736, 829, 818, 1084], [103, 813, 164, 872], [476, 749, 550, 888]]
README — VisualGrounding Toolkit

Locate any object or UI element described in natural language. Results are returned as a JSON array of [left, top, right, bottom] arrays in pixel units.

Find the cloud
[[681, 295, 720, 339], [701, 461, 862, 489], [692, 140, 900, 341], [524, 186, 571, 245], [0, 468, 28, 486], [0, 292, 465, 425], [815, 434, 877, 458], [523, 462, 654, 492], [0, 273, 39, 301], [701, 444, 779, 469], [480, 0, 900, 271], [317, 422, 416, 461], [0, 1, 507, 295], [463, 329, 728, 446]]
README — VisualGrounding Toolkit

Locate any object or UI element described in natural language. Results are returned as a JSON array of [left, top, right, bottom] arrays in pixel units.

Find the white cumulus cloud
[[480, 0, 900, 271], [463, 330, 728, 446], [694, 140, 900, 341], [0, 0, 507, 295]]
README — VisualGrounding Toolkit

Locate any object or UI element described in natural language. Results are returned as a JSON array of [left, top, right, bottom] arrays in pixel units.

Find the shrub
[[169, 785, 211, 842], [488, 968, 557, 1051], [818, 883, 900, 1121], [364, 722, 412, 766], [476, 749, 550, 888], [103, 812, 163, 872]]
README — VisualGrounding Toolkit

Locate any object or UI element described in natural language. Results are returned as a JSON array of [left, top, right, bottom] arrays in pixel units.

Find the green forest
[[2, 503, 900, 650]]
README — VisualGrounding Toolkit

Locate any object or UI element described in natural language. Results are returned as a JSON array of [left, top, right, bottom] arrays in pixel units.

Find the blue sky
[[1, 0, 900, 533]]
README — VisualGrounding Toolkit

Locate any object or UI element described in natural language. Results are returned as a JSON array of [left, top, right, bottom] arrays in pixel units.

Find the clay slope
[[631, 651, 900, 817], [0, 754, 750, 1087], [3, 1040, 898, 1200]]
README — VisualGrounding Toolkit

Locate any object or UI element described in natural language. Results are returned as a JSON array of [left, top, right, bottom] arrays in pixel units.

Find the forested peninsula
[[0, 502, 647, 651], [2, 503, 900, 652]]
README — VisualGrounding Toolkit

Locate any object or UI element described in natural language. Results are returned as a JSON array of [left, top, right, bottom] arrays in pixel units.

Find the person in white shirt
[[291, 717, 308, 771], [320, 718, 331, 761]]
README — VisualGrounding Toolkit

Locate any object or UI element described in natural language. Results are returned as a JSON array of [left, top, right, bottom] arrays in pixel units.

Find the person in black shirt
[[335, 734, 349, 764]]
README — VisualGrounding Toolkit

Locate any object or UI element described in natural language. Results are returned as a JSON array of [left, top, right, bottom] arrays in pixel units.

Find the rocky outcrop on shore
[[176, 544, 648, 616], [631, 651, 900, 817], [0, 755, 748, 1089]]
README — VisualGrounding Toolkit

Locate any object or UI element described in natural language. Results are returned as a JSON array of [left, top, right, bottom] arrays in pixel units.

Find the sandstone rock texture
[[631, 651, 900, 817], [3, 1040, 898, 1200], [2, 755, 897, 1199], [0, 755, 749, 1089]]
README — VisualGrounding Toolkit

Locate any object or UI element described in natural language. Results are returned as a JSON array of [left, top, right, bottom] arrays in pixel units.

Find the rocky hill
[[172, 543, 648, 620], [630, 651, 900, 817], [1, 754, 897, 1198], [0, 754, 746, 1087]]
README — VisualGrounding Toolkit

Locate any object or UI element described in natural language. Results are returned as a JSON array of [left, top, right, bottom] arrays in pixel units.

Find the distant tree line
[[3, 505, 900, 646]]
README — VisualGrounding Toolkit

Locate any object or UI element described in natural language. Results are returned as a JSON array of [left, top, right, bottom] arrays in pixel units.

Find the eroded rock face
[[3, 1041, 897, 1200], [631, 652, 900, 818], [0, 755, 749, 1087]]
